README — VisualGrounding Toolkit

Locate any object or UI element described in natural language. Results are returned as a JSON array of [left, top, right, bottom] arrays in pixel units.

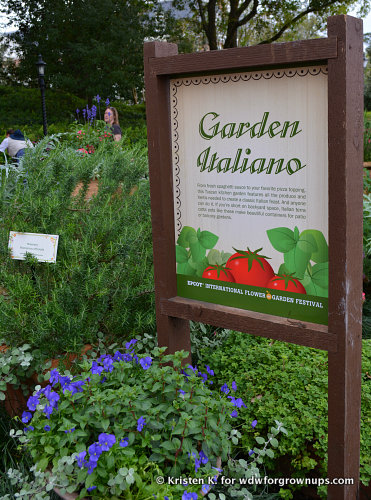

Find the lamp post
[[36, 54, 47, 136]]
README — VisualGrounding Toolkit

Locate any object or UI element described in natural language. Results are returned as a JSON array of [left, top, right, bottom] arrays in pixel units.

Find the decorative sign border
[[8, 232, 59, 263]]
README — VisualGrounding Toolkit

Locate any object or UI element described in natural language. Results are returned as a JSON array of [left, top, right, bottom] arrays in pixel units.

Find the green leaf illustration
[[284, 245, 311, 279], [266, 227, 296, 253], [302, 268, 328, 298], [177, 261, 196, 276], [207, 249, 222, 265], [175, 245, 188, 264], [221, 251, 232, 264], [190, 239, 206, 263], [296, 232, 317, 256], [300, 229, 328, 263], [278, 263, 291, 275], [198, 230, 219, 249], [310, 262, 328, 288], [177, 226, 197, 248]]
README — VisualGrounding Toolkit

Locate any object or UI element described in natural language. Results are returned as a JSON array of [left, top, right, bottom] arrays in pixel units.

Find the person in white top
[[0, 129, 15, 154], [4, 129, 33, 163]]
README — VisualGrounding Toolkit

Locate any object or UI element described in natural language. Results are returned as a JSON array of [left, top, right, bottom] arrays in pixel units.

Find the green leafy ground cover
[[197, 331, 371, 499]]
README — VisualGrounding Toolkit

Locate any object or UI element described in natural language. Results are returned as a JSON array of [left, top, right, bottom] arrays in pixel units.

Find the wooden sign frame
[[144, 15, 363, 499]]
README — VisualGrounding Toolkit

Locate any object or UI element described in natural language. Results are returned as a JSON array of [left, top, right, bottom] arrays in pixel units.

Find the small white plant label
[[8, 232, 59, 263]]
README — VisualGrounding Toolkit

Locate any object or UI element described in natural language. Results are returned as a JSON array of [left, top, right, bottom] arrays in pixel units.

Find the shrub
[[0, 137, 155, 357], [197, 332, 371, 498]]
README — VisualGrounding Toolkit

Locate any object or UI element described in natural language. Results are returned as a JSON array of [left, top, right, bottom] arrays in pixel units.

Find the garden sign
[[144, 15, 363, 499]]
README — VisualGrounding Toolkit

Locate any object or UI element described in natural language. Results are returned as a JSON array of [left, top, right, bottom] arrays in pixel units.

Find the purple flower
[[228, 396, 246, 408], [199, 450, 208, 465], [64, 427, 76, 434], [249, 449, 254, 456], [87, 486, 97, 492], [27, 396, 39, 412], [123, 353, 132, 362], [91, 105, 97, 118], [125, 339, 138, 350], [59, 376, 72, 392], [119, 437, 129, 447], [187, 365, 197, 374], [87, 460, 97, 474], [230, 410, 238, 418], [205, 365, 214, 376], [76, 451, 87, 468], [100, 376, 107, 384], [113, 350, 124, 362], [24, 426, 34, 432], [105, 98, 110, 106], [251, 419, 257, 428], [43, 405, 54, 419], [137, 416, 146, 432], [202, 484, 211, 494], [182, 491, 198, 500], [220, 383, 229, 395], [82, 109, 86, 118], [98, 433, 116, 451], [69, 381, 85, 395], [139, 356, 152, 370], [88, 443, 103, 462], [76, 108, 80, 115], [21, 411, 32, 423], [49, 369, 60, 386], [232, 381, 237, 391], [44, 425, 51, 431], [91, 361, 103, 375], [178, 389, 186, 396], [47, 391, 60, 406], [194, 458, 201, 472], [95, 95, 101, 103], [103, 357, 114, 373]]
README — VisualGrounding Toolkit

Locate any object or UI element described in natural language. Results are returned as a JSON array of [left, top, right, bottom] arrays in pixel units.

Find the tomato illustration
[[202, 265, 235, 282], [266, 274, 306, 294], [226, 248, 274, 287]]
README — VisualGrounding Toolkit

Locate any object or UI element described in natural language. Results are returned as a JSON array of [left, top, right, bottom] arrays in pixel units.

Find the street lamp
[[36, 54, 48, 136]]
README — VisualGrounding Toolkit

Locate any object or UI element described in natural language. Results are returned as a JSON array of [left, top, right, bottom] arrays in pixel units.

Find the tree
[[173, 0, 370, 50], [0, 0, 168, 101]]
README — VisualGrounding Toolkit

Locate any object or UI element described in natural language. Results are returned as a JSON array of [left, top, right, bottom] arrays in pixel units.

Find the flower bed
[[11, 340, 285, 499]]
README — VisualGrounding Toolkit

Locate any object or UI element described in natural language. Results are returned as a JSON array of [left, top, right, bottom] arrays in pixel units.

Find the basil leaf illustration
[[221, 251, 232, 264], [302, 270, 328, 297], [207, 249, 222, 265], [175, 245, 188, 264], [300, 229, 328, 263], [284, 245, 311, 279], [311, 261, 328, 288], [198, 230, 219, 249], [296, 232, 317, 255], [267, 227, 296, 253], [190, 239, 206, 263], [177, 226, 197, 248], [278, 263, 291, 275], [177, 261, 196, 276]]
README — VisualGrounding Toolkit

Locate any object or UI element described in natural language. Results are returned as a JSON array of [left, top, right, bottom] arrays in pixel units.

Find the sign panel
[[9, 232, 59, 263], [171, 66, 328, 325]]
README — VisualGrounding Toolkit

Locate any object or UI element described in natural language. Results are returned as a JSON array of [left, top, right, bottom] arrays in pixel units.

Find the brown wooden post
[[327, 15, 363, 500], [143, 42, 191, 359]]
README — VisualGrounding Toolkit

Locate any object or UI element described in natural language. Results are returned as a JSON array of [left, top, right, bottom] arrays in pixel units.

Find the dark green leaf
[[300, 230, 328, 263], [175, 245, 188, 264], [189, 239, 206, 263], [177, 226, 197, 248], [198, 230, 219, 249], [267, 227, 296, 253]]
